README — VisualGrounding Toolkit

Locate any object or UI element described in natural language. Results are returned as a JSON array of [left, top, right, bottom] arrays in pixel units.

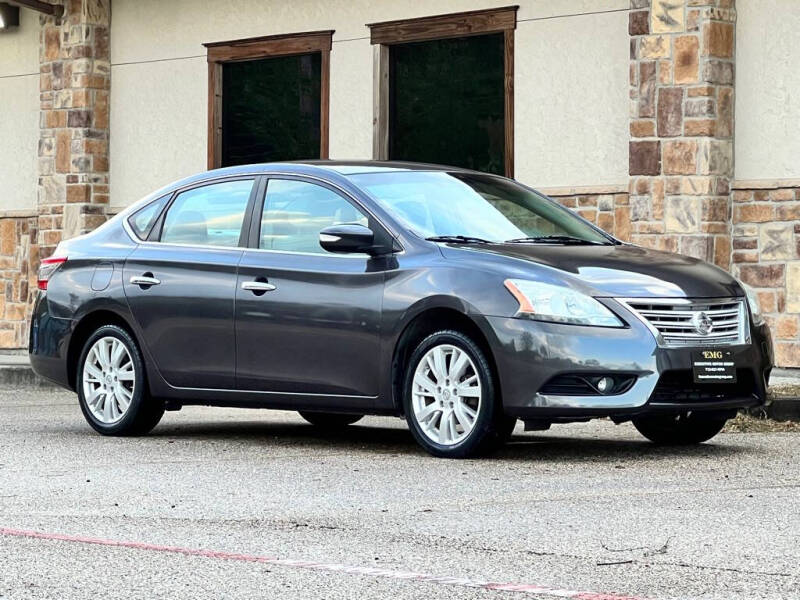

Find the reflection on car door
[[123, 177, 258, 389], [235, 177, 385, 405]]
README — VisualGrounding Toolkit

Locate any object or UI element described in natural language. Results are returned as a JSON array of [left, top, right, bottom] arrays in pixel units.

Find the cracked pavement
[[1, 387, 798, 599]]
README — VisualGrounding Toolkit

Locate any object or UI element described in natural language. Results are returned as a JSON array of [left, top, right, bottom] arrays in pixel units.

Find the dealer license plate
[[692, 350, 737, 384]]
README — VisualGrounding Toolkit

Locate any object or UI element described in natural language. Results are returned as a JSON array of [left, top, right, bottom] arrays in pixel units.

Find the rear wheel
[[633, 414, 727, 445], [299, 411, 363, 428], [77, 325, 164, 436], [403, 330, 507, 458]]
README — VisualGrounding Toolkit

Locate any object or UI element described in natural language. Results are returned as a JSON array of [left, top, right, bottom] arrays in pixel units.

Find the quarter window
[[260, 179, 368, 253], [160, 180, 253, 247], [128, 194, 169, 240]]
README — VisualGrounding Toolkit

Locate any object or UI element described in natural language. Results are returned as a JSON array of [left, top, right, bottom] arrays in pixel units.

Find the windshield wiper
[[425, 235, 492, 244], [504, 235, 609, 245]]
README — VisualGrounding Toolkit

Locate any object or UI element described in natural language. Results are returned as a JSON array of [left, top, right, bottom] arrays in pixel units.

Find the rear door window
[[160, 179, 254, 247]]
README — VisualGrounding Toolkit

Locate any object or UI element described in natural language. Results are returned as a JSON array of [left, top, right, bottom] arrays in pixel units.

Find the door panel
[[235, 177, 385, 398], [124, 244, 243, 389], [236, 251, 383, 396], [122, 177, 257, 390]]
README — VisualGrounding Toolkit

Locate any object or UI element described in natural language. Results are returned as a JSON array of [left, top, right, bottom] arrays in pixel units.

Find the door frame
[[146, 175, 264, 249], [367, 6, 518, 177], [204, 30, 335, 170]]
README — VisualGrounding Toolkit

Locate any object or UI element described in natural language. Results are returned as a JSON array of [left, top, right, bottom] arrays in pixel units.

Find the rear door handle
[[241, 281, 276, 293], [130, 274, 161, 287]]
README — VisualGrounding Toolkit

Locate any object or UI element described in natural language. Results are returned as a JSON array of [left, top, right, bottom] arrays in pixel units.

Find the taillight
[[37, 257, 67, 291]]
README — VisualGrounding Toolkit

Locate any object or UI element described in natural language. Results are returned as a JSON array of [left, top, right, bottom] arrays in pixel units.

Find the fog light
[[596, 377, 614, 394]]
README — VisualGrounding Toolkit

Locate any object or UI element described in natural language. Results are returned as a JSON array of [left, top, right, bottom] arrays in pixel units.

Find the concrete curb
[[765, 375, 800, 421], [0, 365, 56, 388]]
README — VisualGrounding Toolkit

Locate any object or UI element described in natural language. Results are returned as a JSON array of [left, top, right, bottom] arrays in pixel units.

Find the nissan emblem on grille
[[691, 312, 714, 336]]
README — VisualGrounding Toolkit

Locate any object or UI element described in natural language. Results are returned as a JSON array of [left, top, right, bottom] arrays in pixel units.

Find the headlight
[[504, 279, 623, 327], [740, 282, 764, 325]]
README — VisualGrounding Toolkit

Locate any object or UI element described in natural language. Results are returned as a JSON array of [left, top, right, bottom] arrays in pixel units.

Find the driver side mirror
[[319, 224, 381, 255]]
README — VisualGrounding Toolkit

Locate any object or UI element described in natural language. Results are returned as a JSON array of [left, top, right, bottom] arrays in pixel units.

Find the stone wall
[[38, 0, 110, 260], [551, 192, 631, 241], [732, 185, 800, 367], [0, 215, 39, 348], [628, 0, 734, 268]]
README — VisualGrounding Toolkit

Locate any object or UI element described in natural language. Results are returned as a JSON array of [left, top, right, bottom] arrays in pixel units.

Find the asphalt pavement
[[0, 387, 798, 600]]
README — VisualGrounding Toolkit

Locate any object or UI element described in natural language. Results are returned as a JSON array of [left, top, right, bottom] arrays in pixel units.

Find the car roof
[[204, 160, 475, 179], [123, 160, 492, 219]]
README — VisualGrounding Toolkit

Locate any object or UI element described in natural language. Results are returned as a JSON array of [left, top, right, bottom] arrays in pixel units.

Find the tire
[[77, 324, 164, 436], [403, 330, 507, 458], [633, 414, 727, 445], [299, 411, 363, 428]]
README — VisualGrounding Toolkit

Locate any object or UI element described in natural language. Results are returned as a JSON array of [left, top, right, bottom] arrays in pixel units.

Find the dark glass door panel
[[222, 53, 321, 167], [389, 34, 505, 175]]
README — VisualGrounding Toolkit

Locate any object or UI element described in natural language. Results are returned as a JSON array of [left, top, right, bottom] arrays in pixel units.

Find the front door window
[[260, 179, 368, 253]]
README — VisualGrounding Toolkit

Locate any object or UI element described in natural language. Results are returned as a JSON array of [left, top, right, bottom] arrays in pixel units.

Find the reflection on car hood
[[443, 242, 743, 298]]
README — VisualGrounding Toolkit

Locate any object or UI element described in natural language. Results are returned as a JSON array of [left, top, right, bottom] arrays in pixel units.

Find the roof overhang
[[6, 0, 63, 18]]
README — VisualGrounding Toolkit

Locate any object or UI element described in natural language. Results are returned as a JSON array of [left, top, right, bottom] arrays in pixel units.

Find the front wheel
[[403, 330, 507, 458], [77, 325, 164, 436], [633, 414, 727, 445]]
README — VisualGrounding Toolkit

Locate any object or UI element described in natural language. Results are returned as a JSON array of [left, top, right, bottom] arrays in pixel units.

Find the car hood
[[442, 242, 743, 298]]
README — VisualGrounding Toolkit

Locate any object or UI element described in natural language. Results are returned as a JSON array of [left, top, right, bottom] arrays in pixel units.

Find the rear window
[[128, 195, 169, 240]]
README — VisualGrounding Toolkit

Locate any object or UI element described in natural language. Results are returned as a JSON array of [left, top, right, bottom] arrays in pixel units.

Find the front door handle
[[241, 281, 276, 294], [130, 274, 161, 287]]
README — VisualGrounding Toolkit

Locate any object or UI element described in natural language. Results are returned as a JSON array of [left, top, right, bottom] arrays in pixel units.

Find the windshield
[[348, 171, 612, 244]]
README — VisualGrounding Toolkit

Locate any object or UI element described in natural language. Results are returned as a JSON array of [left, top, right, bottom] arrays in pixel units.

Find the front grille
[[649, 369, 755, 404], [622, 298, 746, 347]]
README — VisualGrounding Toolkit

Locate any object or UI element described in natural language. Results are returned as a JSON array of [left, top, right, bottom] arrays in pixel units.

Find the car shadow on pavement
[[497, 435, 754, 463], [145, 420, 756, 462]]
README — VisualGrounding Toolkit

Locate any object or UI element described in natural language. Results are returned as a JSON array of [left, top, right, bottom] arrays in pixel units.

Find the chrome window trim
[[244, 246, 372, 259], [120, 170, 404, 256], [617, 297, 749, 348]]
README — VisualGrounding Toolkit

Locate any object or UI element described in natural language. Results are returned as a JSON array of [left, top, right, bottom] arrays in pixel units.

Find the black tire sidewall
[[77, 325, 147, 435], [298, 411, 363, 428], [633, 414, 727, 445], [403, 330, 498, 458]]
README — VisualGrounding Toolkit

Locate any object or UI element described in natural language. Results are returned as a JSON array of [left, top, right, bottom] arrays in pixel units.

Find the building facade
[[0, 0, 798, 366]]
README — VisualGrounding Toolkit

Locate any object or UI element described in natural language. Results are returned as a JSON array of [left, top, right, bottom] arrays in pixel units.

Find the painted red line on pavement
[[0, 527, 647, 600]]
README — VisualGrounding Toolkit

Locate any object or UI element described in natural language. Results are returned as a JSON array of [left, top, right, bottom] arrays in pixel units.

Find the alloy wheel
[[411, 344, 482, 446], [81, 336, 136, 424]]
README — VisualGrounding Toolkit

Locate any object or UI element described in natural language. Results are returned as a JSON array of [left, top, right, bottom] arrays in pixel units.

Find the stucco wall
[[0, 8, 40, 213], [735, 0, 800, 182], [515, 7, 628, 189], [109, 0, 629, 208]]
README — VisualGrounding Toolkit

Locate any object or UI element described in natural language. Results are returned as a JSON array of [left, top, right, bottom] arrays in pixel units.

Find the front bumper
[[486, 309, 772, 419]]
